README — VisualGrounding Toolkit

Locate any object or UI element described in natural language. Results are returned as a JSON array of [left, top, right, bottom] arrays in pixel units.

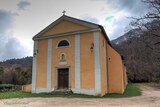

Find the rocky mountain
[[111, 28, 142, 45]]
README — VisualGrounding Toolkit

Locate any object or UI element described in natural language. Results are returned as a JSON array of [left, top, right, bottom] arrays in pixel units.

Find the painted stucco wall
[[107, 44, 125, 93], [99, 32, 107, 96], [36, 39, 48, 88], [80, 32, 95, 88], [21, 84, 31, 92]]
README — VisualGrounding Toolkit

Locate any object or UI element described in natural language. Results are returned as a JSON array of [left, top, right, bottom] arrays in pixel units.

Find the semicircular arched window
[[57, 40, 70, 47]]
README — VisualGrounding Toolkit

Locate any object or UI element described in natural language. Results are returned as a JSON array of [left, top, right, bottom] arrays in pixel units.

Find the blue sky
[[0, 0, 147, 61]]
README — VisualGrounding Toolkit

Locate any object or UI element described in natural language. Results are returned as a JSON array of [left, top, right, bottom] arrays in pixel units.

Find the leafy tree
[[15, 67, 32, 85]]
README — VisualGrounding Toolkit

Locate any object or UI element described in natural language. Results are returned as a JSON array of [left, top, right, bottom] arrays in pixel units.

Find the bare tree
[[130, 0, 160, 38], [120, 0, 160, 82], [130, 0, 160, 61]]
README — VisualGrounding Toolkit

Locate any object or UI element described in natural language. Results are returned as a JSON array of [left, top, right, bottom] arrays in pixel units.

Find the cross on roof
[[62, 10, 66, 15]]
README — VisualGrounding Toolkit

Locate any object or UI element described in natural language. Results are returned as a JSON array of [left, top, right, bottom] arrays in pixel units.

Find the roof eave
[[98, 25, 112, 46]]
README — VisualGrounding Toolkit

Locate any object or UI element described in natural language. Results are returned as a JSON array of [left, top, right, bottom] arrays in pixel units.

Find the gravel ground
[[1, 84, 160, 107]]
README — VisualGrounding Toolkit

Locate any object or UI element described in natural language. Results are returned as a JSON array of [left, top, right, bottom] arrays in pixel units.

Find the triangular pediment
[[33, 15, 99, 39], [42, 19, 90, 36]]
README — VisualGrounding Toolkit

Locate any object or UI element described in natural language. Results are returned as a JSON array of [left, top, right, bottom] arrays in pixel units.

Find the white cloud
[[0, 9, 30, 61], [81, 15, 99, 24], [1, 37, 29, 60], [103, 11, 131, 39]]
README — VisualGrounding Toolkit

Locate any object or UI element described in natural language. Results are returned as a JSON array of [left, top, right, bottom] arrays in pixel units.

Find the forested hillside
[[0, 57, 32, 85]]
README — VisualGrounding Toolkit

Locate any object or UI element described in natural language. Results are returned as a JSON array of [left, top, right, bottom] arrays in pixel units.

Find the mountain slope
[[0, 56, 32, 68], [111, 28, 141, 44]]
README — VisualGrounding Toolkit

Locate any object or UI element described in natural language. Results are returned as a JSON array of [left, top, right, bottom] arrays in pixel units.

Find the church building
[[32, 15, 127, 96]]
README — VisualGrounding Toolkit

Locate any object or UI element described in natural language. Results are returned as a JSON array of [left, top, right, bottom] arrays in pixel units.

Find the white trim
[[56, 39, 71, 48], [55, 68, 58, 89], [72, 88, 97, 95], [32, 41, 38, 93], [75, 34, 81, 89], [46, 39, 52, 91], [94, 31, 101, 94], [59, 61, 67, 65], [33, 28, 101, 40]]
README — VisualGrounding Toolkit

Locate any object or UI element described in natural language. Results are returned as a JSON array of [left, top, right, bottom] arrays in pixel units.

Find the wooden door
[[58, 68, 69, 89]]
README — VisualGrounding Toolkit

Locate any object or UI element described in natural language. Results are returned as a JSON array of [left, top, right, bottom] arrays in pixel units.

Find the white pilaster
[[32, 41, 38, 93], [94, 31, 101, 94], [47, 39, 52, 92], [75, 34, 81, 90]]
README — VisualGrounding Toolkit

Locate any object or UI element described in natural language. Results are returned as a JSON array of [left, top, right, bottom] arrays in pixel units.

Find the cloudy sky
[[0, 0, 147, 61]]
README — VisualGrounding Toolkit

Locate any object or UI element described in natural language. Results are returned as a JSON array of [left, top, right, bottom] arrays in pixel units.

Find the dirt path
[[1, 84, 160, 107]]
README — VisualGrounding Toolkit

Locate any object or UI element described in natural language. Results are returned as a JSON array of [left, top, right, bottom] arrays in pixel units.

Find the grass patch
[[0, 91, 98, 99], [0, 84, 141, 99], [104, 84, 141, 98], [0, 91, 54, 99]]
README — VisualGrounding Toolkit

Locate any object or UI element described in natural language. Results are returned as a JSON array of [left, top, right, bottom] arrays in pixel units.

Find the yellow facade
[[80, 32, 95, 88], [32, 15, 127, 96], [36, 39, 48, 88], [107, 44, 126, 93]]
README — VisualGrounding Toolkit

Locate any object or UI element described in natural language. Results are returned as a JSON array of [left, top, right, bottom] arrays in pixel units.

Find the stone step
[[51, 89, 73, 95]]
